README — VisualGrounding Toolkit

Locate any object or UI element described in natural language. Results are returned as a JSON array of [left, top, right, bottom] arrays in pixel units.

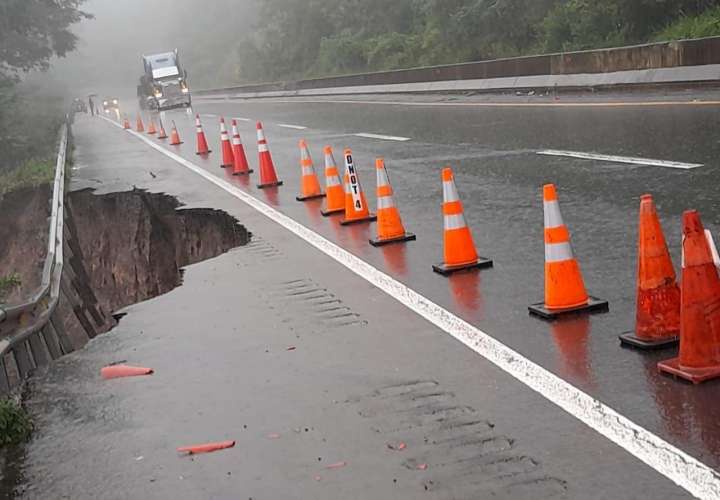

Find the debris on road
[[387, 442, 406, 451], [324, 461, 347, 469], [177, 440, 236, 455], [266, 433, 281, 439], [101, 364, 154, 379]]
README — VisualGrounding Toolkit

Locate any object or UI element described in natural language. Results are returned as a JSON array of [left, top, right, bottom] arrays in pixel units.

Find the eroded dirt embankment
[[0, 186, 51, 304], [67, 188, 249, 314]]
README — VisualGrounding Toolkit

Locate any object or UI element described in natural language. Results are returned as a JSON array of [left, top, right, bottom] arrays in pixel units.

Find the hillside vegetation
[[234, 0, 720, 82]]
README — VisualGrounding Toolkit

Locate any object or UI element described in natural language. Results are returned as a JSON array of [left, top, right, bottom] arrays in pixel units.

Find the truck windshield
[[150, 56, 179, 79]]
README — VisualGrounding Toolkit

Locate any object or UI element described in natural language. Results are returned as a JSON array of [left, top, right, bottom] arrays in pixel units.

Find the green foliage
[[0, 274, 22, 302], [235, 0, 720, 83], [0, 157, 56, 198], [655, 6, 720, 41], [0, 399, 32, 446]]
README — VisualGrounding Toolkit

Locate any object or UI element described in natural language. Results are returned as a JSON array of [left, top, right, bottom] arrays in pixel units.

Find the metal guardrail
[[0, 119, 68, 388]]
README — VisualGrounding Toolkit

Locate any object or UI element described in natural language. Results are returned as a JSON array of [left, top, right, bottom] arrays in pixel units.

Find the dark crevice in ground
[[67, 188, 250, 314]]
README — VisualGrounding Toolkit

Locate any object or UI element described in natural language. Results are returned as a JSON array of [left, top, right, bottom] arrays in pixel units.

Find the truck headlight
[[181, 87, 189, 94], [103, 100, 108, 106], [112, 99, 118, 104], [153, 90, 162, 98]]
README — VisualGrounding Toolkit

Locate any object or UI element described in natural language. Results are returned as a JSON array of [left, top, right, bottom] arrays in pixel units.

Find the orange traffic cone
[[101, 364, 154, 379], [147, 117, 157, 135], [432, 167, 491, 275], [195, 114, 211, 155], [369, 158, 415, 246], [296, 140, 325, 201], [256, 122, 283, 189], [340, 149, 376, 226], [219, 117, 234, 168], [658, 210, 720, 384], [620, 194, 680, 349], [169, 120, 183, 145], [122, 115, 131, 130], [136, 114, 145, 133], [321, 146, 345, 216], [157, 118, 168, 139], [177, 440, 236, 455], [231, 120, 252, 176], [529, 184, 607, 319]]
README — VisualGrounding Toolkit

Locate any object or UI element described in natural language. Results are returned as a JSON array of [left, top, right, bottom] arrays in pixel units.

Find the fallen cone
[[101, 364, 154, 379], [177, 440, 236, 455]]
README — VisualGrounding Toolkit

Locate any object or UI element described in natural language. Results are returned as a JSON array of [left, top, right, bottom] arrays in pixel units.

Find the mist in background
[[39, 0, 257, 100]]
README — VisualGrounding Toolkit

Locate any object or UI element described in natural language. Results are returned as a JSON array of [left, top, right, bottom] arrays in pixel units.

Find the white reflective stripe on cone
[[232, 137, 241, 146], [221, 132, 229, 140], [257, 129, 266, 142], [545, 241, 574, 262], [543, 200, 564, 229], [378, 196, 395, 210], [326, 175, 342, 187], [705, 229, 720, 269], [442, 181, 460, 203], [444, 213, 467, 230], [302, 166, 314, 176], [258, 144, 269, 153], [196, 127, 202, 133], [377, 168, 390, 187]]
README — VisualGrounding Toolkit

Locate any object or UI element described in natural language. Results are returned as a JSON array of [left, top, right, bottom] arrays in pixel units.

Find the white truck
[[137, 49, 191, 111]]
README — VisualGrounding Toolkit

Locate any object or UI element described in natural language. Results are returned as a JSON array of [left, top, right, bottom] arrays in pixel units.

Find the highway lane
[[12, 114, 694, 499], [138, 93, 720, 472]]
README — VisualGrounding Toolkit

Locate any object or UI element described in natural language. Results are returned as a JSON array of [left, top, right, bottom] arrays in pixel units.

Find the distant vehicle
[[72, 98, 87, 113], [137, 49, 191, 111], [102, 97, 119, 114]]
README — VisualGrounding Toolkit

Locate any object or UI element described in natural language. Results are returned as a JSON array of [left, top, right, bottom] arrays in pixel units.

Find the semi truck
[[137, 49, 191, 111]]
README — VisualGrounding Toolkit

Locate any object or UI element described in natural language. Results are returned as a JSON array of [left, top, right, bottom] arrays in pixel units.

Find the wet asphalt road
[[156, 93, 720, 469], [12, 113, 694, 500], [13, 93, 720, 498]]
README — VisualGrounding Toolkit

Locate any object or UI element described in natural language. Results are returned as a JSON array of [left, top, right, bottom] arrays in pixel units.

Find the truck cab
[[138, 50, 191, 111]]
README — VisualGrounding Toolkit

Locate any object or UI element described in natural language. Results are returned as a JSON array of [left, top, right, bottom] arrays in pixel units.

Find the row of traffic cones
[[125, 113, 183, 145], [122, 111, 720, 386]]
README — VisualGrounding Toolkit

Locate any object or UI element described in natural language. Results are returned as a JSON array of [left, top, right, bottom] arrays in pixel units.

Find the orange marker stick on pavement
[[195, 114, 211, 155], [320, 146, 345, 216], [619, 194, 680, 349], [101, 364, 154, 379], [231, 120, 252, 176], [256, 122, 283, 189], [528, 184, 608, 319], [432, 167, 491, 275], [296, 140, 325, 201], [369, 158, 415, 246], [340, 149, 376, 225], [177, 440, 236, 455], [658, 210, 720, 384]]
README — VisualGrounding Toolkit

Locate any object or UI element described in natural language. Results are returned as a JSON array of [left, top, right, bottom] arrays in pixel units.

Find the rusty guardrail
[[0, 119, 68, 392], [195, 36, 720, 97]]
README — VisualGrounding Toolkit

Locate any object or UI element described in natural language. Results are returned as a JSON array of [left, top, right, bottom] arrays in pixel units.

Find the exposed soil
[[67, 188, 249, 314], [0, 186, 51, 304]]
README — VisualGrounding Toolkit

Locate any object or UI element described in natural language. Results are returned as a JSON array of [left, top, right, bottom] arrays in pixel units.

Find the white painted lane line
[[277, 123, 308, 130], [234, 117, 253, 122], [101, 115, 720, 500], [355, 132, 411, 142], [202, 113, 218, 118], [537, 150, 703, 170]]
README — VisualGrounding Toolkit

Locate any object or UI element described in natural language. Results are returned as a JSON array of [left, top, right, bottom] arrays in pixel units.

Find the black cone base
[[257, 181, 284, 189], [528, 296, 609, 320], [340, 214, 377, 226], [370, 233, 416, 247], [432, 257, 493, 276], [619, 331, 679, 350]]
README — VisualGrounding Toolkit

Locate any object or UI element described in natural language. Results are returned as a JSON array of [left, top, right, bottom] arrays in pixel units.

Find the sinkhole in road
[[67, 188, 250, 316]]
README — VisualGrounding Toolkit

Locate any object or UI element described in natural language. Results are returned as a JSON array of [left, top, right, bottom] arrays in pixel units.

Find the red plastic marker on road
[[177, 440, 236, 455], [101, 364, 154, 379]]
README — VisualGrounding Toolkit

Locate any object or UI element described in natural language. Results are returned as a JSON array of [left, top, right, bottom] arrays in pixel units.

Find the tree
[[0, 0, 91, 80]]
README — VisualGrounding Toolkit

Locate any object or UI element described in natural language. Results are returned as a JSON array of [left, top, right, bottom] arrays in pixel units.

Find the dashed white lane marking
[[355, 132, 411, 142], [102, 114, 720, 499], [202, 113, 218, 118], [277, 123, 308, 130], [234, 117, 253, 122], [537, 150, 704, 170]]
